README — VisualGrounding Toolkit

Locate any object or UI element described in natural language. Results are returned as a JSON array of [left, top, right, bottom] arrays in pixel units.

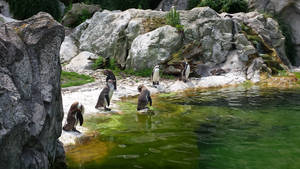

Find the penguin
[[152, 65, 160, 86], [137, 85, 152, 111], [103, 69, 117, 90], [181, 59, 190, 83], [63, 102, 84, 133], [95, 79, 115, 111]]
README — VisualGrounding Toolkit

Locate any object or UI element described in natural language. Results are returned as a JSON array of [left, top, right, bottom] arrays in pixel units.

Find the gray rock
[[126, 25, 182, 70], [60, 36, 78, 63], [65, 51, 96, 72], [0, 12, 65, 169], [62, 3, 101, 27], [0, 14, 17, 25], [0, 0, 12, 17], [249, 0, 300, 66]]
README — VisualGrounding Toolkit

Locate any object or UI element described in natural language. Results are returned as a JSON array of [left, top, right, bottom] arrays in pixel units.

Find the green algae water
[[66, 86, 300, 169]]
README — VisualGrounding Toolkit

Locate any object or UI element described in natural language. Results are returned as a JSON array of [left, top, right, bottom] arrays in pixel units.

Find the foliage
[[61, 71, 95, 88], [87, 0, 159, 10], [7, 0, 61, 20], [198, 0, 248, 13], [92, 56, 104, 70], [165, 7, 184, 32], [69, 8, 93, 28], [166, 7, 180, 27], [188, 0, 201, 9]]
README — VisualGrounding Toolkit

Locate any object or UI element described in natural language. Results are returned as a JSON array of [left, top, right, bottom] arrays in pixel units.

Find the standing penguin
[[63, 102, 84, 133], [95, 79, 115, 111], [152, 65, 160, 86], [181, 59, 190, 83], [103, 69, 117, 90], [137, 85, 152, 111]]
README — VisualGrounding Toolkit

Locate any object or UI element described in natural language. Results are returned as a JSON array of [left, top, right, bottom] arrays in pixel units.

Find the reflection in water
[[67, 87, 300, 169]]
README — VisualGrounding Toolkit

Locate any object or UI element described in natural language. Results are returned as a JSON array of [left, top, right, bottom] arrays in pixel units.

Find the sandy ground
[[59, 70, 246, 146]]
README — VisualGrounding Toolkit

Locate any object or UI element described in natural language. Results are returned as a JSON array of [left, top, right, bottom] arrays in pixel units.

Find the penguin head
[[77, 102, 84, 114], [103, 69, 112, 76], [154, 65, 159, 69], [138, 84, 145, 93], [107, 79, 114, 88]]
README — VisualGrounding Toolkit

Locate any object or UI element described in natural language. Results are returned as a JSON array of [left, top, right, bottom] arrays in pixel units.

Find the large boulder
[[249, 0, 300, 66], [60, 36, 78, 63], [0, 12, 65, 169], [65, 51, 97, 72], [126, 25, 182, 70], [62, 3, 101, 27], [0, 14, 17, 25]]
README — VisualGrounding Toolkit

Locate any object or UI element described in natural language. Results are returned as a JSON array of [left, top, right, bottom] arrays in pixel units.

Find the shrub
[[7, 0, 61, 20], [92, 56, 104, 70], [166, 7, 184, 31], [198, 0, 248, 13]]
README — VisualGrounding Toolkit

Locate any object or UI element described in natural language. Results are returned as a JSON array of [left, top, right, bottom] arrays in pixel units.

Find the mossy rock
[[142, 17, 166, 33]]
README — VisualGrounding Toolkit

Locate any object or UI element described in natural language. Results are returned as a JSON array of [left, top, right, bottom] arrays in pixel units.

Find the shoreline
[[59, 70, 247, 146], [59, 69, 300, 146]]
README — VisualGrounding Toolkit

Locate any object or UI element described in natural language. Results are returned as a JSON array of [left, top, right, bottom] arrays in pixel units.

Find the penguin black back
[[137, 85, 152, 111], [63, 102, 84, 132]]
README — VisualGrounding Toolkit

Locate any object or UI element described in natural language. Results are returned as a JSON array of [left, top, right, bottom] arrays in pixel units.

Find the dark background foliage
[[6, 0, 61, 20]]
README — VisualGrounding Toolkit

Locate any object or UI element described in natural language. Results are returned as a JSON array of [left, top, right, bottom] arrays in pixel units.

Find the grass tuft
[[61, 71, 95, 88]]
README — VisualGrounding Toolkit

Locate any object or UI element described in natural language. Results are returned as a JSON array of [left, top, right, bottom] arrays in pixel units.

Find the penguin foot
[[72, 128, 81, 133], [104, 107, 111, 111]]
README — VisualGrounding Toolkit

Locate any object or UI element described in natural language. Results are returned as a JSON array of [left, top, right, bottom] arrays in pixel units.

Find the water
[[66, 86, 300, 169]]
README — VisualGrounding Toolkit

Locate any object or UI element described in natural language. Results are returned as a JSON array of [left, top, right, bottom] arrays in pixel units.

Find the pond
[[66, 86, 300, 169]]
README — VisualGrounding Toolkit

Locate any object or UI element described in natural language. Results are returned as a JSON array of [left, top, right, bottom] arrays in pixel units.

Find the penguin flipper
[[148, 94, 152, 106], [105, 94, 110, 107], [76, 112, 84, 126]]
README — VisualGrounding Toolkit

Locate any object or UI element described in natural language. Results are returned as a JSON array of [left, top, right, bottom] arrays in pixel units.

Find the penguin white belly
[[153, 69, 160, 82], [109, 89, 114, 100], [185, 65, 190, 79]]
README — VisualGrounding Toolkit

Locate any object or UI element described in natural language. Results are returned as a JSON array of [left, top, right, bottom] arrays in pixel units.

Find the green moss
[[61, 71, 95, 88], [241, 80, 254, 88]]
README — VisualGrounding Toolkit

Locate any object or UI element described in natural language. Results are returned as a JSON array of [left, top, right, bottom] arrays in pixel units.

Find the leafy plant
[[69, 8, 93, 27], [166, 6, 181, 27], [188, 0, 201, 9], [61, 71, 95, 88], [92, 56, 104, 70]]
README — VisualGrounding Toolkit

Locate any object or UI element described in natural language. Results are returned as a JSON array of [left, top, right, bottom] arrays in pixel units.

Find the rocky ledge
[[0, 13, 65, 169]]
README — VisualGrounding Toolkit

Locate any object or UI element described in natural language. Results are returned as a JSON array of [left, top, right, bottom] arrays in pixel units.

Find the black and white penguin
[[137, 85, 152, 111], [103, 69, 117, 90], [181, 59, 190, 83], [95, 79, 115, 111], [152, 65, 160, 86], [63, 102, 84, 133]]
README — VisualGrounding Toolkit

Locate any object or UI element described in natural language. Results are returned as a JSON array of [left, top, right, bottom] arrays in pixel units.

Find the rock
[[247, 57, 270, 82], [62, 3, 101, 27], [156, 0, 188, 11], [0, 12, 65, 169], [0, 14, 17, 25], [60, 36, 78, 63], [65, 51, 97, 72], [249, 0, 300, 66], [0, 0, 12, 17], [71, 7, 289, 82], [126, 25, 182, 70]]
